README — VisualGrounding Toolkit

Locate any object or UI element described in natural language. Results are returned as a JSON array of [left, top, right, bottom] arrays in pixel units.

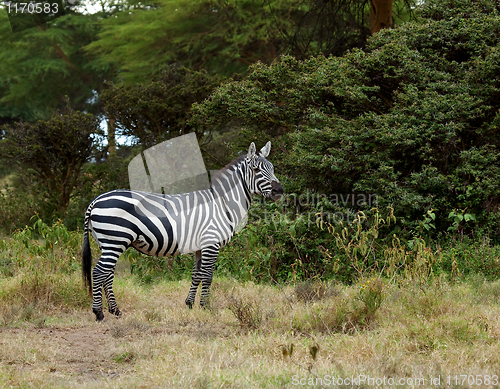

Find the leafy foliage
[[0, 10, 113, 121], [0, 185, 38, 234], [0, 217, 88, 310], [84, 0, 415, 81], [192, 0, 500, 236], [101, 66, 223, 147], [0, 99, 101, 218], [287, 0, 416, 57], [85, 0, 292, 80]]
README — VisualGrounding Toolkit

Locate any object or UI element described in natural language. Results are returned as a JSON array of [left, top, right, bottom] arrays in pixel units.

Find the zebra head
[[245, 141, 284, 201]]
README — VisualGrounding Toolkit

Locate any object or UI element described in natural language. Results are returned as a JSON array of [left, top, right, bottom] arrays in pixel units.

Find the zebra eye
[[253, 167, 261, 173]]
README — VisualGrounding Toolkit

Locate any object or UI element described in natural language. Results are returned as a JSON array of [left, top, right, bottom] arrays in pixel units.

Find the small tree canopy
[[101, 66, 223, 148], [0, 98, 101, 216]]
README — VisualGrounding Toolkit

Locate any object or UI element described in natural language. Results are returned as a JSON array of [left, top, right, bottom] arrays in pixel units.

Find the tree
[[85, 0, 290, 81], [0, 98, 101, 216], [283, 0, 414, 59], [85, 0, 416, 82], [101, 65, 223, 148], [370, 0, 394, 33], [0, 9, 114, 122], [191, 0, 500, 234]]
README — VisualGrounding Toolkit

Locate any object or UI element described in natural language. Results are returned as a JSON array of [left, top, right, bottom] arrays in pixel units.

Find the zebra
[[82, 141, 284, 321]]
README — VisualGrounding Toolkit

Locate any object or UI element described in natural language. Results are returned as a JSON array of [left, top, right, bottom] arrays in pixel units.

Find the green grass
[[1, 220, 500, 387], [0, 270, 500, 388]]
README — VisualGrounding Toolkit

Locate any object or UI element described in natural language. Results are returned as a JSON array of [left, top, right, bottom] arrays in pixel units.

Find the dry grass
[[1, 274, 500, 388]]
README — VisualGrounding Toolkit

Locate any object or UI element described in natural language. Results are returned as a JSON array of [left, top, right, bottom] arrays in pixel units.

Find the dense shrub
[[0, 99, 100, 223], [192, 0, 500, 238], [0, 185, 38, 234]]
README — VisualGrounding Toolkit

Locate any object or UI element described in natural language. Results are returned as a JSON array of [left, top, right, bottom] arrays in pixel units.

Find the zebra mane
[[222, 154, 247, 171]]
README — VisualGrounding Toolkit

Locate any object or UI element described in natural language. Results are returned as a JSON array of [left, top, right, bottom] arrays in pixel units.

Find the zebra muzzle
[[270, 181, 284, 201]]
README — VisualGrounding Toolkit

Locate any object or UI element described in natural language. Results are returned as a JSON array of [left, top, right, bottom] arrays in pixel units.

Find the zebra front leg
[[104, 270, 121, 318], [185, 250, 202, 309], [198, 245, 220, 308]]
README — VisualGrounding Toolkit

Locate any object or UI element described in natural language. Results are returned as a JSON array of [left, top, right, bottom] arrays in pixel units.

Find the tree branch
[[36, 25, 93, 84]]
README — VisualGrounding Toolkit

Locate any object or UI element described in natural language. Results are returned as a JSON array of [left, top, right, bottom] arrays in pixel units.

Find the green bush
[[0, 185, 38, 234], [0, 100, 100, 222], [216, 197, 338, 283], [192, 0, 500, 238], [127, 250, 194, 284], [0, 217, 89, 313]]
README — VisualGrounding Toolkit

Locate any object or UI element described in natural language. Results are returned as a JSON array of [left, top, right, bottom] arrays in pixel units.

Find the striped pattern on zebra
[[82, 141, 284, 321]]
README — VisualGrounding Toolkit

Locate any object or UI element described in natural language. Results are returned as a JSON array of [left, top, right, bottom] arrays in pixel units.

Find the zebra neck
[[211, 167, 252, 229]]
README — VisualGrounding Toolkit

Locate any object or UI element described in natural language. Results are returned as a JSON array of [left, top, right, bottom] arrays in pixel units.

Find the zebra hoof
[[200, 301, 210, 310], [186, 301, 193, 309], [109, 308, 122, 318], [93, 309, 105, 322]]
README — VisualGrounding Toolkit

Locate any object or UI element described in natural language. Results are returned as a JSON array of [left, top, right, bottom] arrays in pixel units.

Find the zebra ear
[[259, 141, 271, 158], [247, 142, 256, 159]]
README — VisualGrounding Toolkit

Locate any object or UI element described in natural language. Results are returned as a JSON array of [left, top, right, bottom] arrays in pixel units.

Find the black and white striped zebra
[[82, 141, 284, 321]]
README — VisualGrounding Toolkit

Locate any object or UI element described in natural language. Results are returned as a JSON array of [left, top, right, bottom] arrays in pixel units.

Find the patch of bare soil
[[0, 325, 126, 384], [47, 326, 121, 382], [0, 312, 238, 387]]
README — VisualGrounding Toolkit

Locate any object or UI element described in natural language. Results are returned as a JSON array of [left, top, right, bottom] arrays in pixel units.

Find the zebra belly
[[90, 209, 181, 257], [131, 235, 181, 257]]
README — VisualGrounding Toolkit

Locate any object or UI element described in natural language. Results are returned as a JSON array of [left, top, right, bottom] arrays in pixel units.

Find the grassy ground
[[1, 273, 500, 388]]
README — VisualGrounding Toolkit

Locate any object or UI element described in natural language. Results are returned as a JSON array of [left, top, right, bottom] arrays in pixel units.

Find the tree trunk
[[370, 0, 393, 34], [107, 117, 116, 157]]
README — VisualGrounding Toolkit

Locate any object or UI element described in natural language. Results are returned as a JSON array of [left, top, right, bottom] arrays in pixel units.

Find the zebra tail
[[82, 214, 93, 297]]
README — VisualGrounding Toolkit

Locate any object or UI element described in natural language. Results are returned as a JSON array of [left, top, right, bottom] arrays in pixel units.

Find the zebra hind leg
[[104, 270, 121, 318], [92, 250, 121, 321], [185, 250, 202, 309]]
